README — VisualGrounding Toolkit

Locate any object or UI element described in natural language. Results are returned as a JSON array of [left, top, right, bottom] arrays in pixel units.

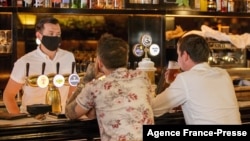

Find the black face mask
[[41, 35, 62, 51]]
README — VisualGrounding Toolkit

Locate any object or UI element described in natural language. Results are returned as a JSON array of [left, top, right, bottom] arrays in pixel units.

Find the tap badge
[[141, 34, 152, 47], [37, 75, 49, 88], [149, 44, 160, 56], [53, 74, 65, 87], [132, 44, 144, 57], [68, 74, 80, 86]]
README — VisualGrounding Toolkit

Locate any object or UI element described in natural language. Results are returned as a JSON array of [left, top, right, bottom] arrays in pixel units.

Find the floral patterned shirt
[[76, 68, 155, 141]]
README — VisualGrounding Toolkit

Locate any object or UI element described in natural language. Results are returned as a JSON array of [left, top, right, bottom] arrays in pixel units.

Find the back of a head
[[178, 34, 210, 63], [97, 33, 129, 69]]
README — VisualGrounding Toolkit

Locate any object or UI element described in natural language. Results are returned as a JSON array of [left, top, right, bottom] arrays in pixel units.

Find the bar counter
[[0, 115, 100, 141], [0, 106, 250, 141]]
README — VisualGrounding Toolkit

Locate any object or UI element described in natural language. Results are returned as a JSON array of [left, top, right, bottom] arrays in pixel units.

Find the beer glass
[[166, 61, 180, 84]]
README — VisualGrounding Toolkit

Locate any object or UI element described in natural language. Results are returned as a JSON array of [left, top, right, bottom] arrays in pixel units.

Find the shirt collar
[[109, 67, 128, 78], [190, 62, 210, 71]]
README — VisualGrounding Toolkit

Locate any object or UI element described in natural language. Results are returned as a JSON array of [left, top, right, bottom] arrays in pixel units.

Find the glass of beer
[[166, 61, 180, 84]]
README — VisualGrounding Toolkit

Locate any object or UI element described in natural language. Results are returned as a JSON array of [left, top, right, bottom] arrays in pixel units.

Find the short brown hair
[[177, 34, 210, 63], [97, 33, 129, 69], [35, 17, 60, 32]]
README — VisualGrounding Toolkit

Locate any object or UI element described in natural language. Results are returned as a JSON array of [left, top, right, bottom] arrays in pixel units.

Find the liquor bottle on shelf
[[0, 0, 8, 7], [61, 0, 69, 8], [227, 0, 235, 12], [80, 0, 88, 8], [221, 0, 228, 12], [200, 0, 208, 11], [216, 0, 221, 11], [44, 0, 51, 7], [70, 0, 79, 8], [52, 0, 61, 7], [23, 0, 33, 7], [207, 0, 216, 12], [17, 0, 23, 7], [34, 0, 44, 7]]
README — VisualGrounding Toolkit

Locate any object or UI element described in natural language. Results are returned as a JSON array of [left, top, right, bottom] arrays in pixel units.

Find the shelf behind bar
[[0, 7, 248, 17]]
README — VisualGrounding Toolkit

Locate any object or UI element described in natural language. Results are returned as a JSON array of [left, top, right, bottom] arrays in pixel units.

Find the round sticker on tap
[[37, 75, 49, 88], [37, 62, 49, 88], [68, 74, 80, 86], [53, 74, 65, 87]]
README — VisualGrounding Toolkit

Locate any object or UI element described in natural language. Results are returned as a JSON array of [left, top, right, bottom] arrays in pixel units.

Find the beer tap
[[53, 62, 65, 88], [37, 62, 49, 88], [68, 62, 80, 86], [136, 34, 157, 97]]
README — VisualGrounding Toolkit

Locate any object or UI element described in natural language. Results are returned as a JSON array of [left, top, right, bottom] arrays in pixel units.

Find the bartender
[[3, 17, 76, 114]]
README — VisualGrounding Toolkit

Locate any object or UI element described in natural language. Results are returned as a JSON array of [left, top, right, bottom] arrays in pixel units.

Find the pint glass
[[166, 61, 180, 84]]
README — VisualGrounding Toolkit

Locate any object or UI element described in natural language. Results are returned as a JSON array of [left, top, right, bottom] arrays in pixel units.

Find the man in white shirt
[[152, 33, 242, 124], [3, 17, 76, 114]]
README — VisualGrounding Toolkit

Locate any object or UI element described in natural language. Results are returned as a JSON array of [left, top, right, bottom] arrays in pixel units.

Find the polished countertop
[[0, 113, 100, 141], [0, 113, 89, 126]]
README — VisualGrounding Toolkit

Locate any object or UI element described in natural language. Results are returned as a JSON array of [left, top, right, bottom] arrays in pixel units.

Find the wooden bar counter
[[0, 106, 250, 141], [0, 115, 100, 141]]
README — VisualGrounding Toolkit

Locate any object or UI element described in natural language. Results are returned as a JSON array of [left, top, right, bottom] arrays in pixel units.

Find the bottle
[[52, 0, 61, 7], [44, 0, 51, 7], [194, 0, 200, 10], [45, 85, 62, 113], [0, 0, 8, 6], [221, 0, 228, 12], [200, 0, 208, 11], [80, 0, 88, 8], [61, 0, 70, 8], [113, 0, 121, 9], [23, 0, 33, 7], [17, 0, 23, 7], [34, 0, 44, 7], [234, 0, 244, 12], [228, 0, 235, 12], [216, 0, 221, 11], [247, 0, 250, 12], [70, 0, 80, 8], [207, 0, 216, 11]]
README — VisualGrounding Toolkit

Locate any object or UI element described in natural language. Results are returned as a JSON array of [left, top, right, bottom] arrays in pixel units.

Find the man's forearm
[[65, 100, 79, 119], [4, 99, 20, 114]]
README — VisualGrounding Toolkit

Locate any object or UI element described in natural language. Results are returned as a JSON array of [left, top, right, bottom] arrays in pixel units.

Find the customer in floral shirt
[[65, 33, 154, 141]]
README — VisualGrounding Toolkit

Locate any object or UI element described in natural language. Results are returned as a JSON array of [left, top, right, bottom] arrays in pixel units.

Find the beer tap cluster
[[25, 62, 85, 113], [134, 33, 160, 97]]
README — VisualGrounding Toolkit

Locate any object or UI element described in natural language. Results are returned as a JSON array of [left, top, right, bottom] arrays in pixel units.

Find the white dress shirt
[[152, 63, 242, 124]]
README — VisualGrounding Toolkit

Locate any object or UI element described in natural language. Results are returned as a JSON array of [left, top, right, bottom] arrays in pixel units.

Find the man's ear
[[183, 51, 189, 61], [96, 57, 103, 73], [36, 32, 42, 39]]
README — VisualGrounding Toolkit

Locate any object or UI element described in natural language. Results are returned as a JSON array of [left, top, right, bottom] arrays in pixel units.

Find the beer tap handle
[[53, 62, 64, 88], [26, 63, 30, 77], [37, 62, 49, 88], [56, 62, 60, 74], [42, 62, 46, 75], [71, 62, 75, 74], [68, 62, 80, 86]]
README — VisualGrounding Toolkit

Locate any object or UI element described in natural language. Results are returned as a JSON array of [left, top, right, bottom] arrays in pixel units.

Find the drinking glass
[[166, 61, 180, 84]]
